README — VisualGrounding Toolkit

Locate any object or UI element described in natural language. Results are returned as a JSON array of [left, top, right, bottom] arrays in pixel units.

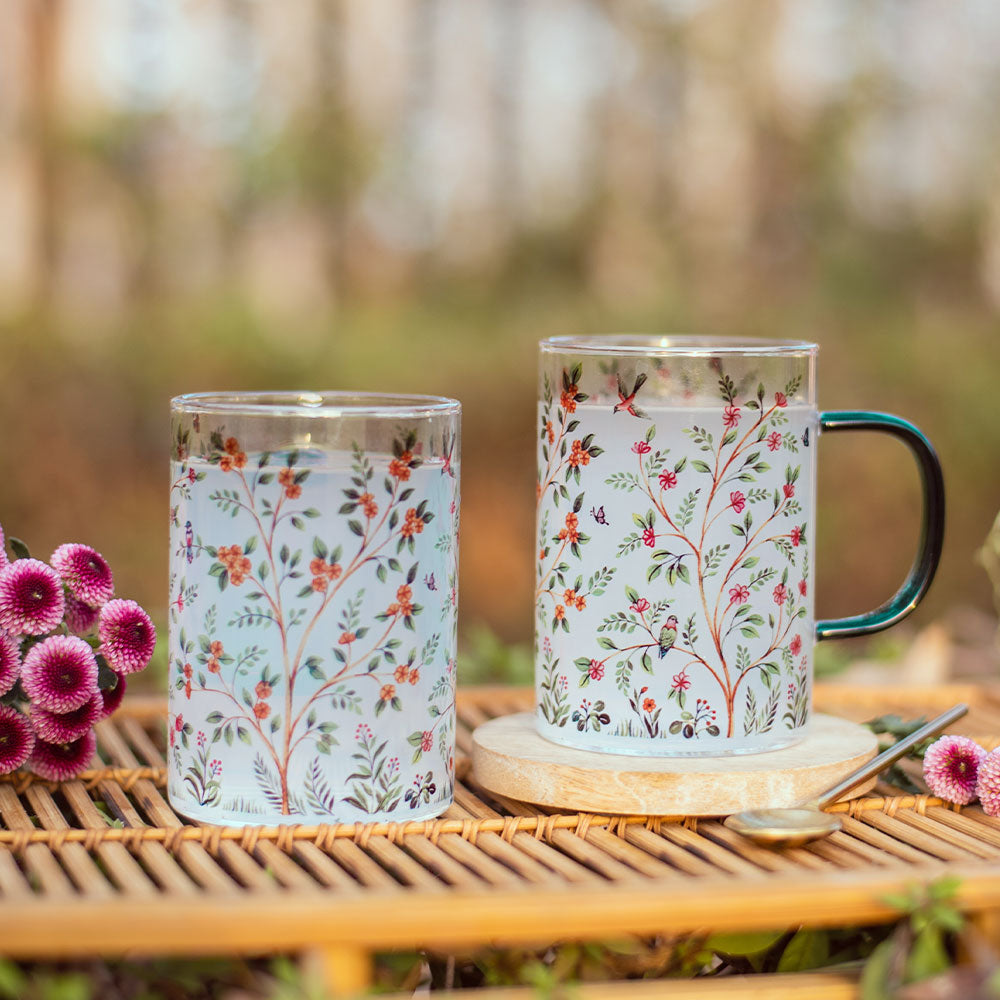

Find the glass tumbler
[[168, 392, 460, 825], [535, 336, 943, 756]]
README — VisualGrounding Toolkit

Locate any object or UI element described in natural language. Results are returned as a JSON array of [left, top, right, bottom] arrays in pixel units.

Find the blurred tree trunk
[[491, 0, 521, 253], [27, 0, 60, 307], [315, 0, 348, 302]]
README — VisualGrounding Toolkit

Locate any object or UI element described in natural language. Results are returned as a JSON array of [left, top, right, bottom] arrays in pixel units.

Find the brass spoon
[[724, 703, 969, 849]]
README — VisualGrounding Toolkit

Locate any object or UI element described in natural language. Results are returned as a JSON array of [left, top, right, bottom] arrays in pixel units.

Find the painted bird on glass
[[614, 372, 649, 419], [658, 616, 679, 658]]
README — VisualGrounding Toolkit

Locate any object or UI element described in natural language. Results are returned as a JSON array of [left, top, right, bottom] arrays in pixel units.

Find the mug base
[[535, 721, 807, 758], [166, 791, 454, 829]]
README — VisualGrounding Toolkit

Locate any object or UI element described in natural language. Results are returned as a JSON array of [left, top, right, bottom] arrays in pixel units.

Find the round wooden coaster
[[472, 713, 878, 816]]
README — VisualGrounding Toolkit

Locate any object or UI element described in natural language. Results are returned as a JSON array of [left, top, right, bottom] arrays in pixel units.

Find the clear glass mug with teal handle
[[534, 336, 944, 755]]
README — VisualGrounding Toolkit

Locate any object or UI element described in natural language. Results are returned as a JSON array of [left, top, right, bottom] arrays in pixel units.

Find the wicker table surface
[[2, 682, 1000, 997]]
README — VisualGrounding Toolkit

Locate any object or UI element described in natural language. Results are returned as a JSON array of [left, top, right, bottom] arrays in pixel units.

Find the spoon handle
[[812, 703, 969, 810]]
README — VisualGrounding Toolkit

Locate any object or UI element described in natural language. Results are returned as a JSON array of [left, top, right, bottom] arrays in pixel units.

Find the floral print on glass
[[536, 367, 816, 755], [168, 429, 459, 824]]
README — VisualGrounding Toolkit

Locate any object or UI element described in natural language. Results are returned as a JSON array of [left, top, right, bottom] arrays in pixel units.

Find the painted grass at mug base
[[535, 367, 817, 756], [168, 436, 458, 825]]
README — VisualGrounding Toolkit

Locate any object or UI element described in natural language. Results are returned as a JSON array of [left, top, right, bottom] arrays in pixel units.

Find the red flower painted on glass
[[723, 404, 741, 429], [588, 660, 604, 681], [255, 681, 272, 699], [388, 451, 413, 481], [728, 584, 750, 606], [783, 483, 795, 499], [672, 672, 691, 692], [631, 441, 651, 455], [629, 598, 650, 614], [400, 508, 426, 538], [790, 635, 802, 656], [773, 583, 789, 606], [642, 698, 656, 712], [557, 512, 580, 545], [659, 470, 677, 490], [767, 431, 782, 452], [420, 731, 433, 753], [775, 391, 788, 408], [798, 579, 808, 597], [568, 440, 591, 468], [790, 526, 802, 547], [641, 526, 656, 547], [729, 491, 746, 514]]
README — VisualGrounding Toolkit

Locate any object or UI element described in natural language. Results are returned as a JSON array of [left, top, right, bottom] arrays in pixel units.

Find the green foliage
[[861, 877, 964, 999], [458, 626, 533, 685]]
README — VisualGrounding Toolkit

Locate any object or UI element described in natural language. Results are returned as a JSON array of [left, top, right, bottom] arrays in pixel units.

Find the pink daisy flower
[[976, 749, 1000, 817], [28, 730, 96, 781], [98, 673, 127, 720], [0, 559, 65, 636], [21, 635, 99, 713], [0, 706, 34, 774], [98, 599, 156, 675], [0, 631, 20, 697], [29, 693, 103, 743], [922, 735, 985, 805], [64, 595, 101, 636], [50, 544, 114, 607]]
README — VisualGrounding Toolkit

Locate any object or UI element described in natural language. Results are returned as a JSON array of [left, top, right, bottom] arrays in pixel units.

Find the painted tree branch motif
[[536, 363, 813, 747], [170, 429, 454, 816], [594, 374, 810, 739], [536, 364, 615, 634]]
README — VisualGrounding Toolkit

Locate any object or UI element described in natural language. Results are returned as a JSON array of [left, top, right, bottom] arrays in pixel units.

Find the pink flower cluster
[[0, 528, 156, 780], [922, 735, 1000, 814]]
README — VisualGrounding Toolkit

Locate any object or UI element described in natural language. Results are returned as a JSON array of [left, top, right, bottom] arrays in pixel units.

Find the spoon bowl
[[724, 807, 841, 849], [723, 704, 968, 849]]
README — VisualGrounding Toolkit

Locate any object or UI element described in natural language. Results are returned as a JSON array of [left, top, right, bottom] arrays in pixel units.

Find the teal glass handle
[[815, 411, 945, 641]]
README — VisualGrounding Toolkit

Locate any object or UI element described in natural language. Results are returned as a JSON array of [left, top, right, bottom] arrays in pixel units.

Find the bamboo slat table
[[2, 683, 1000, 998]]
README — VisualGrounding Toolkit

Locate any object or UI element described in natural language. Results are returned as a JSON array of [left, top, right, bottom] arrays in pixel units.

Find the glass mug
[[534, 337, 944, 756], [168, 392, 460, 825]]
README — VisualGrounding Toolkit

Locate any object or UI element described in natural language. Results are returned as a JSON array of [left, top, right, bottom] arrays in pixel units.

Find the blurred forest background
[[1, 0, 1000, 682]]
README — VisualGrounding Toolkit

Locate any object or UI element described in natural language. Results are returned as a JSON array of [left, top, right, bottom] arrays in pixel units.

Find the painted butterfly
[[590, 505, 609, 525], [424, 573, 437, 591]]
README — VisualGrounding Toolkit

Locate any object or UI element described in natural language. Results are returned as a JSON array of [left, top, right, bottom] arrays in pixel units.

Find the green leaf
[[692, 459, 712, 474], [0, 959, 27, 998], [777, 929, 829, 973], [705, 930, 786, 957], [7, 537, 30, 561], [860, 937, 896, 1000], [906, 927, 950, 983]]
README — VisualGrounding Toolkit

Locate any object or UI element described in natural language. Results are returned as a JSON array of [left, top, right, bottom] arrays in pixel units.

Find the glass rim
[[540, 335, 818, 357], [171, 391, 461, 418]]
